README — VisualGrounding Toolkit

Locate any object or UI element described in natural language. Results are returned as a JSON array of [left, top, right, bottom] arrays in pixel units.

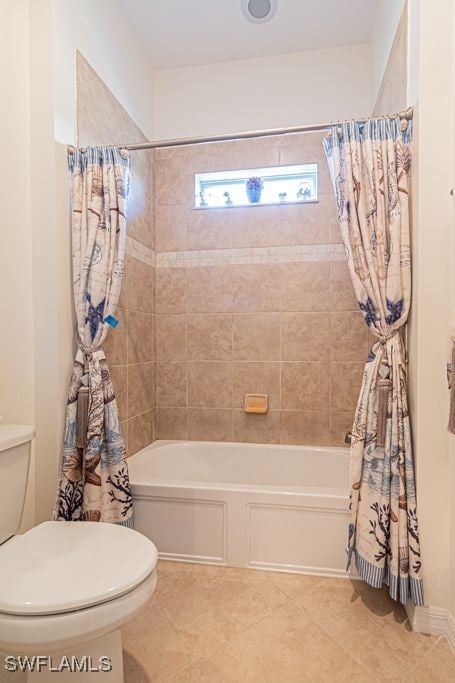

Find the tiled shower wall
[[372, 4, 408, 116], [76, 53, 369, 450], [153, 134, 369, 446], [76, 53, 156, 456]]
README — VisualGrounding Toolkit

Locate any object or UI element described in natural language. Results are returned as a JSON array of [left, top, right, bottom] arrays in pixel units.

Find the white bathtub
[[128, 440, 353, 578]]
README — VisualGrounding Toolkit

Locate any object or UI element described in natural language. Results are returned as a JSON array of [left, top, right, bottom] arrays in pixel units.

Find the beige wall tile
[[149, 131, 369, 448], [330, 312, 369, 362], [127, 311, 154, 364], [127, 155, 152, 249], [155, 157, 193, 206], [156, 314, 187, 360], [281, 312, 330, 361], [156, 268, 187, 314], [229, 137, 281, 168], [330, 261, 358, 311], [187, 265, 233, 313], [372, 7, 408, 116], [232, 264, 281, 312], [329, 222, 343, 244], [126, 255, 154, 313], [281, 362, 330, 411], [233, 410, 280, 444], [157, 407, 188, 440], [279, 203, 330, 246], [229, 206, 282, 249], [188, 408, 234, 441], [128, 362, 156, 418], [281, 262, 329, 312], [278, 131, 327, 166], [128, 410, 154, 456], [187, 314, 232, 360], [110, 365, 127, 423], [233, 362, 280, 409], [187, 209, 232, 250], [331, 362, 364, 411], [77, 54, 157, 448], [188, 362, 233, 408], [280, 411, 330, 445], [233, 313, 280, 361], [118, 263, 127, 310], [330, 412, 355, 447], [76, 57, 153, 247], [120, 420, 129, 457], [104, 307, 127, 366], [155, 205, 188, 252], [156, 362, 187, 407]]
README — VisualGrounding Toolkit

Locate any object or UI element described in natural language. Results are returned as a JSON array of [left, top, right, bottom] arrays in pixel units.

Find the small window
[[195, 163, 318, 209]]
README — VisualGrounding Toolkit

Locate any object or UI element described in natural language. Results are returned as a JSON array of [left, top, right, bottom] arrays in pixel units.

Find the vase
[[246, 187, 262, 203]]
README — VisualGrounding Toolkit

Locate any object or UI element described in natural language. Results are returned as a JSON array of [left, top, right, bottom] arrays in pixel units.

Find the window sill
[[194, 199, 319, 211]]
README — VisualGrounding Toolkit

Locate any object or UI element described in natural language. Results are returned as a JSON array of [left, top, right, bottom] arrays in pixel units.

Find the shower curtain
[[54, 146, 133, 527], [324, 117, 424, 605]]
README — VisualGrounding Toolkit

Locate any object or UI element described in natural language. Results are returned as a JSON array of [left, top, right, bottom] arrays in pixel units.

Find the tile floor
[[122, 561, 455, 682]]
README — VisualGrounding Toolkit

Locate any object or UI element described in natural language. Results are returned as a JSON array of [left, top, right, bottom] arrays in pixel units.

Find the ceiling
[[117, 0, 378, 69]]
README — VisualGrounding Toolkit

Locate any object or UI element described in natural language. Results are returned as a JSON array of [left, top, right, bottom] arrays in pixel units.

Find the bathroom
[[1, 0, 455, 680]]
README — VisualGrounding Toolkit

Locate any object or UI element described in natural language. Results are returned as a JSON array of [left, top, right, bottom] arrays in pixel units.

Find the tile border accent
[[125, 240, 347, 268], [126, 236, 156, 266], [156, 244, 346, 268]]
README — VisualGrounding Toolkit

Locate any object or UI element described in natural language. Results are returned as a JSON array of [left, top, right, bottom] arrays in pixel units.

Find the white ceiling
[[117, 0, 378, 69]]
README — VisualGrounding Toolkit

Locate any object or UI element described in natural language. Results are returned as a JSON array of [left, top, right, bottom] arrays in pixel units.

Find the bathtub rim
[[128, 439, 350, 500]]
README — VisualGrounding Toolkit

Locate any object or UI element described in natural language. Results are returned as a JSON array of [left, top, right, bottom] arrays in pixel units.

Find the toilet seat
[[0, 521, 158, 616]]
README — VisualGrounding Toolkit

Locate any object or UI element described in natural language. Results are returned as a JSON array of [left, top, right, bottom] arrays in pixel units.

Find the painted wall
[[153, 134, 369, 443], [369, 0, 407, 107], [153, 45, 370, 140], [0, 0, 35, 529], [76, 54, 157, 457], [449, 0, 455, 630], [407, 0, 453, 617], [53, 0, 155, 143], [0, 0, 156, 526]]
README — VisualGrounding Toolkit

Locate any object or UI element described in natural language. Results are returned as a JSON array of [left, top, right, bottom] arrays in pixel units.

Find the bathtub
[[128, 440, 353, 578]]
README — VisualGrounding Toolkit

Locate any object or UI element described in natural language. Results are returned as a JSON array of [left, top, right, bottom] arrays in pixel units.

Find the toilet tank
[[0, 425, 35, 544]]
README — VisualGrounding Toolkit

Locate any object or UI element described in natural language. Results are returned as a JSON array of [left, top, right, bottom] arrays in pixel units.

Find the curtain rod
[[67, 107, 413, 155]]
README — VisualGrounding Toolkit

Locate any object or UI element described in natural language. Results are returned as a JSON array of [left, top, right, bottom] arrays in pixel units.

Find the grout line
[[185, 265, 189, 440], [329, 261, 333, 442]]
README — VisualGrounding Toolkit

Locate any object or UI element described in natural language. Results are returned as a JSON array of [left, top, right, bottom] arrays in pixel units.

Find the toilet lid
[[0, 521, 158, 615]]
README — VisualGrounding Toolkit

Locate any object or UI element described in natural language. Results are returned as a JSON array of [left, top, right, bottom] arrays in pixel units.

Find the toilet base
[[19, 630, 124, 682]]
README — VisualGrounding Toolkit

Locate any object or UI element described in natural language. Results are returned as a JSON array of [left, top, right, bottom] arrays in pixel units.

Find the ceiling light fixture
[[241, 0, 277, 24]]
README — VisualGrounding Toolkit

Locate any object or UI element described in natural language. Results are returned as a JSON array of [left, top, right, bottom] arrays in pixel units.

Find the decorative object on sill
[[223, 191, 233, 206], [245, 176, 263, 203], [244, 393, 268, 414], [199, 190, 208, 207], [278, 192, 287, 202], [297, 182, 312, 200]]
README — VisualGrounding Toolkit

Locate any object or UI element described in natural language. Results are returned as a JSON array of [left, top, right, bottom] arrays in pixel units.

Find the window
[[195, 163, 318, 209]]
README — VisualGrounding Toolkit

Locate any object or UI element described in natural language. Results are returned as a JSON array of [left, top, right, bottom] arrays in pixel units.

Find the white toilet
[[0, 425, 158, 682]]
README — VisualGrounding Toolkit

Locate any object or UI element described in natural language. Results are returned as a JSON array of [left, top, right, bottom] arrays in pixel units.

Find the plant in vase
[[245, 176, 264, 203]]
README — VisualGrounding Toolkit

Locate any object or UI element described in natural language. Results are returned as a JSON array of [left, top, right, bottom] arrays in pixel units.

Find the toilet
[[0, 425, 158, 682]]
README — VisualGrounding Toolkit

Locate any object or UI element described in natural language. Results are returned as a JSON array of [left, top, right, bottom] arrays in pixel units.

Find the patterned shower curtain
[[54, 147, 133, 527], [323, 117, 424, 605]]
